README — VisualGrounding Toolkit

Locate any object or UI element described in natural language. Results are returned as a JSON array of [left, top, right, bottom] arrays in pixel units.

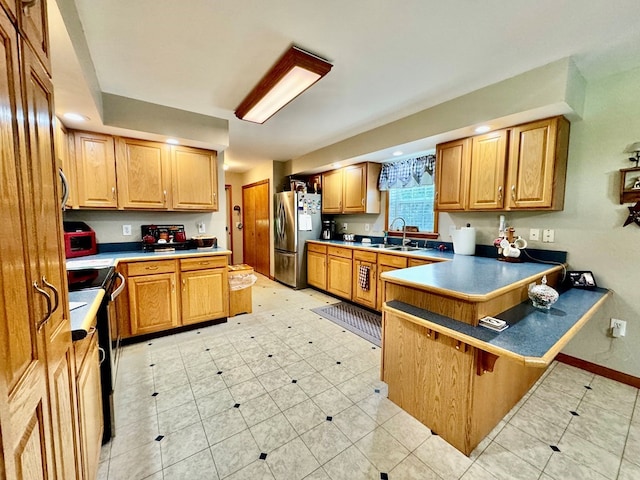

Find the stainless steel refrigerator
[[274, 191, 322, 288]]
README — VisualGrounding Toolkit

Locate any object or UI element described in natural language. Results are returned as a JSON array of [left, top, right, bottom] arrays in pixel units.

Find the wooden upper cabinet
[[468, 130, 508, 210], [116, 137, 171, 209], [171, 145, 218, 211], [321, 168, 343, 213], [55, 117, 76, 209], [19, 0, 50, 73], [321, 162, 381, 214], [74, 131, 118, 208], [507, 116, 569, 210], [435, 138, 471, 211]]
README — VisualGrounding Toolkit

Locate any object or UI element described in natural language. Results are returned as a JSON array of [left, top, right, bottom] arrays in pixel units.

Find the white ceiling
[[50, 0, 640, 172]]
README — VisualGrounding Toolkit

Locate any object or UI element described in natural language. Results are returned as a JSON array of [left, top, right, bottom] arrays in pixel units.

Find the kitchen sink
[[393, 246, 422, 251], [363, 244, 422, 251]]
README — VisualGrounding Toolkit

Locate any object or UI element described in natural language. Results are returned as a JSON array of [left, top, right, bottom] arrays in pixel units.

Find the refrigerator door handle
[[276, 199, 286, 243]]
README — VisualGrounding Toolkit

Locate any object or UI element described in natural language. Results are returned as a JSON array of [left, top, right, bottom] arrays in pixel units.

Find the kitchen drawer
[[180, 256, 227, 271], [308, 243, 327, 254], [74, 325, 98, 374], [408, 258, 433, 267], [127, 259, 177, 276], [327, 246, 353, 259], [354, 250, 377, 263], [378, 253, 407, 268]]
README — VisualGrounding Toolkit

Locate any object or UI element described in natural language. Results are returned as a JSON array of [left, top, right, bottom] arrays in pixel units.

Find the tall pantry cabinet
[[0, 1, 78, 479]]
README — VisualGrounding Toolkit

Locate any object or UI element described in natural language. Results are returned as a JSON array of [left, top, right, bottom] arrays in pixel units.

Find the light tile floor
[[100, 275, 640, 480]]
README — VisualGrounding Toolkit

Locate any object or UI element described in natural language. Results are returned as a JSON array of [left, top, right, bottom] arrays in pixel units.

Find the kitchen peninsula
[[379, 258, 611, 456]]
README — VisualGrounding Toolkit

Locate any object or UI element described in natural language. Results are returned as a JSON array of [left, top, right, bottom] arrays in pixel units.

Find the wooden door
[[306, 251, 327, 290], [343, 164, 366, 213], [76, 337, 103, 480], [54, 118, 76, 209], [242, 180, 270, 277], [321, 169, 343, 213], [327, 255, 352, 299], [435, 138, 470, 211], [507, 116, 568, 210], [468, 130, 507, 210], [128, 273, 180, 336], [74, 131, 117, 208], [23, 41, 78, 480], [181, 268, 228, 324], [171, 145, 218, 210], [352, 259, 377, 309], [116, 137, 171, 209], [19, 0, 50, 74], [0, 11, 52, 478]]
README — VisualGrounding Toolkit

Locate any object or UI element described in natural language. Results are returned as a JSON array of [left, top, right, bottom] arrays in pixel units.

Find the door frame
[[225, 184, 233, 263]]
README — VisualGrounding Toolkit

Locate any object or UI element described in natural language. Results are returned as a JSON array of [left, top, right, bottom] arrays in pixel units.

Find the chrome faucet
[[389, 217, 408, 246]]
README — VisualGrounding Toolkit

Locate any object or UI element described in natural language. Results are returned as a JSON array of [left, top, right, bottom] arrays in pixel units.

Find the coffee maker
[[321, 220, 335, 240]]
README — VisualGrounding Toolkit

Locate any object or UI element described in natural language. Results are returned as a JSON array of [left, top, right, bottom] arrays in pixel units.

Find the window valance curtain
[[378, 154, 435, 191]]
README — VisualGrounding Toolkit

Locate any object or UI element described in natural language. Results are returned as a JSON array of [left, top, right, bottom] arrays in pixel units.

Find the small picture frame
[[566, 271, 597, 289]]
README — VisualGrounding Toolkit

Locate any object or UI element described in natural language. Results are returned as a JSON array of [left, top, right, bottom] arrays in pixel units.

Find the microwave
[[63, 221, 97, 258]]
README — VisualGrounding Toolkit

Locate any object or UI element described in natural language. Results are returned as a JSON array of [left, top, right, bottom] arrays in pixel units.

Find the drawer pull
[[199, 261, 211, 266], [146, 266, 159, 270]]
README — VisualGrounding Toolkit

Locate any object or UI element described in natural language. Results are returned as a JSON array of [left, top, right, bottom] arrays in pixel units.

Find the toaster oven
[[63, 221, 97, 258]]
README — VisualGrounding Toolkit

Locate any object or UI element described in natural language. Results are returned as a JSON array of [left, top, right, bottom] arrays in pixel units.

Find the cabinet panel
[[74, 131, 117, 208], [76, 337, 103, 480], [468, 130, 508, 210], [352, 259, 377, 309], [321, 169, 343, 213], [307, 251, 327, 290], [172, 145, 218, 210], [327, 255, 352, 299], [19, 0, 50, 73], [181, 268, 228, 324], [507, 116, 569, 210], [128, 273, 179, 336], [343, 164, 366, 213], [116, 137, 171, 209], [435, 138, 470, 211], [55, 118, 76, 209]]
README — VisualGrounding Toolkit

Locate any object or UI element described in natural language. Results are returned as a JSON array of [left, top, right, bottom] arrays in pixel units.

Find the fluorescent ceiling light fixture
[[235, 46, 333, 124], [166, 138, 179, 145], [63, 112, 89, 122], [392, 150, 403, 156], [475, 125, 491, 133]]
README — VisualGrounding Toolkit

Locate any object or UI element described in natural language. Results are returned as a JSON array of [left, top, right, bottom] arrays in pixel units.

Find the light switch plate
[[197, 222, 206, 234], [122, 225, 132, 236], [542, 229, 554, 242]]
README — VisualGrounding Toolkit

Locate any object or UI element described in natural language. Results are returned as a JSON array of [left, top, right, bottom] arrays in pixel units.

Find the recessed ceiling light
[[63, 112, 89, 122], [475, 125, 491, 133], [392, 150, 403, 156], [331, 163, 340, 168], [166, 138, 179, 145], [223, 164, 229, 171]]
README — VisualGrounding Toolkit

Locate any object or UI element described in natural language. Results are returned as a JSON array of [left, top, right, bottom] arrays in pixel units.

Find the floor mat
[[311, 302, 382, 347]]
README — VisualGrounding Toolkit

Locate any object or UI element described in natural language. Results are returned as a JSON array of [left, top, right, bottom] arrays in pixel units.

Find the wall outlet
[[610, 318, 626, 337], [342, 223, 348, 231], [197, 222, 206, 234], [122, 224, 132, 236], [529, 228, 540, 241], [365, 224, 370, 232], [542, 229, 555, 242]]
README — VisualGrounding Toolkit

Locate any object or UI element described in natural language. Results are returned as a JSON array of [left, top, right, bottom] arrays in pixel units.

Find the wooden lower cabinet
[[327, 246, 353, 300], [377, 254, 407, 310], [128, 268, 180, 336], [121, 255, 229, 338], [75, 329, 103, 480], [180, 257, 228, 325], [307, 244, 327, 290], [352, 251, 377, 309]]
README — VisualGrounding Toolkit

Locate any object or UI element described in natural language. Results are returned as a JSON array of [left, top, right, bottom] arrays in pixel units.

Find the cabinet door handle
[[98, 347, 106, 365], [22, 0, 37, 13], [182, 279, 186, 291], [59, 168, 69, 211], [163, 190, 167, 204], [33, 282, 52, 330], [361, 198, 365, 206], [497, 185, 503, 201], [112, 186, 116, 200], [41, 276, 60, 314], [511, 185, 516, 201], [172, 281, 175, 292]]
